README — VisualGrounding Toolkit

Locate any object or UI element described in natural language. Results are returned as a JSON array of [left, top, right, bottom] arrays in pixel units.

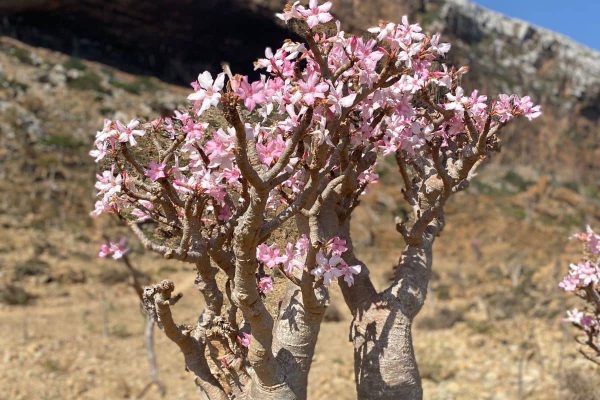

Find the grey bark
[[272, 284, 326, 399], [344, 221, 442, 400]]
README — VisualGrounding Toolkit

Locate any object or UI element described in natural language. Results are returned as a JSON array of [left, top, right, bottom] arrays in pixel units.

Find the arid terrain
[[1, 0, 600, 399]]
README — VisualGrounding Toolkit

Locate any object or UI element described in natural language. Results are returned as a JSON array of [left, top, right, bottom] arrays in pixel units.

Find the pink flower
[[558, 274, 579, 292], [368, 22, 397, 42], [110, 238, 130, 259], [222, 168, 241, 185], [187, 71, 225, 116], [173, 110, 192, 125], [576, 262, 599, 287], [580, 315, 598, 332], [95, 169, 122, 198], [296, 235, 310, 255], [298, 0, 333, 29], [256, 134, 286, 166], [358, 169, 379, 189], [89, 141, 107, 162], [327, 237, 348, 256], [514, 96, 542, 121], [237, 332, 252, 348], [565, 308, 584, 325], [493, 94, 515, 122], [94, 119, 118, 146], [98, 238, 129, 260], [116, 119, 145, 146], [256, 244, 283, 269], [493, 94, 540, 123], [217, 204, 233, 221], [399, 15, 425, 42], [182, 122, 208, 143], [98, 243, 112, 258], [280, 242, 304, 274], [566, 309, 598, 333], [258, 276, 274, 294], [311, 252, 343, 286], [298, 71, 329, 106], [144, 161, 167, 182], [132, 200, 154, 222], [328, 83, 357, 115], [572, 226, 600, 255], [204, 128, 235, 169], [91, 199, 117, 217], [276, 1, 302, 22], [339, 263, 362, 287], [559, 261, 600, 292], [234, 76, 267, 112], [466, 90, 488, 116], [445, 87, 467, 112], [430, 33, 451, 55], [278, 104, 309, 132]]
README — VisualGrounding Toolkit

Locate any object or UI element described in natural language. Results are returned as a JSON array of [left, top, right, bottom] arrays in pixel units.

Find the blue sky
[[474, 1, 600, 51]]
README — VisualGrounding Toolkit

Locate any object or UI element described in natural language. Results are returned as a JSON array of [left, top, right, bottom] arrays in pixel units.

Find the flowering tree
[[560, 226, 600, 365], [90, 1, 540, 399]]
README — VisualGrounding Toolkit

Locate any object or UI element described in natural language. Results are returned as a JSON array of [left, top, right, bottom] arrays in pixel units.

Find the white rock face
[[438, 0, 600, 105]]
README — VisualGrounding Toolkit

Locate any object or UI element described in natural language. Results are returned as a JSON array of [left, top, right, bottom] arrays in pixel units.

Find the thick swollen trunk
[[351, 294, 422, 400], [272, 284, 326, 399], [344, 221, 441, 400]]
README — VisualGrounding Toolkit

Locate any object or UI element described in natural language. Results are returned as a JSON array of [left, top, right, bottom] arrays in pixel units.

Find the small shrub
[[67, 71, 104, 92], [503, 170, 532, 192], [14, 258, 49, 280], [417, 307, 463, 330], [323, 302, 342, 322], [111, 324, 132, 339], [42, 134, 85, 150], [42, 358, 67, 374], [0, 283, 34, 305], [97, 266, 130, 285], [9, 47, 32, 64], [110, 76, 157, 95], [466, 319, 494, 335], [63, 57, 87, 71], [561, 367, 600, 400]]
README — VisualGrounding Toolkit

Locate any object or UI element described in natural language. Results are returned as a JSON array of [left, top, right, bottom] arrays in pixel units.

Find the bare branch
[[264, 108, 313, 183], [222, 93, 267, 191]]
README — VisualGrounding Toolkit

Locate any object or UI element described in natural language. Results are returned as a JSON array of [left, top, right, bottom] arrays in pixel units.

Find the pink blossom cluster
[[256, 235, 309, 274], [572, 225, 600, 256], [91, 1, 540, 223], [98, 237, 130, 260], [256, 236, 361, 290], [311, 237, 361, 287], [90, 119, 145, 162], [559, 261, 600, 292], [91, 1, 541, 302], [565, 308, 598, 334], [560, 226, 600, 347]]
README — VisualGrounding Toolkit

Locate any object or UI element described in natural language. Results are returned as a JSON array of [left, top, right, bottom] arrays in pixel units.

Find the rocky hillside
[[2, 0, 599, 187]]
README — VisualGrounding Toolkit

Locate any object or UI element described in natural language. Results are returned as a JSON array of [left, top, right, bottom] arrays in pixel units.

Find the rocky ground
[[1, 14, 600, 400]]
